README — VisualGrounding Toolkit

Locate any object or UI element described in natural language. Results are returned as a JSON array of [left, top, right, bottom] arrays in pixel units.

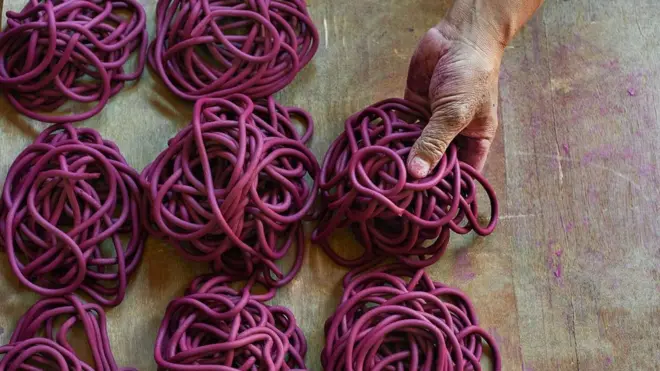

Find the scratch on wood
[[500, 214, 537, 220], [542, 16, 566, 190], [393, 48, 407, 59], [635, 18, 647, 42], [323, 17, 329, 49], [511, 151, 654, 201], [555, 143, 564, 186]]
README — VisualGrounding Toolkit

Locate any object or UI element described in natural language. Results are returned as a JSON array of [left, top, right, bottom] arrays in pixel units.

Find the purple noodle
[[0, 295, 136, 370], [140, 94, 319, 288], [154, 274, 307, 370], [0, 0, 148, 123], [0, 124, 145, 306], [322, 264, 502, 371], [313, 98, 499, 268], [149, 0, 319, 100]]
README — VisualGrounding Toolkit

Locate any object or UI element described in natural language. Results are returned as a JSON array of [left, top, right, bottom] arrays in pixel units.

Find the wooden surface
[[1, 0, 660, 370]]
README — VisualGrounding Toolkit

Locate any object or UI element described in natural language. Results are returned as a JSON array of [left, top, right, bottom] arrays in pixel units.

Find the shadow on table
[[0, 95, 39, 139], [145, 68, 193, 129]]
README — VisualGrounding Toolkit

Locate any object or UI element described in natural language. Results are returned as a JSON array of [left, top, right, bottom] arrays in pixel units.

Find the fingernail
[[408, 156, 430, 179]]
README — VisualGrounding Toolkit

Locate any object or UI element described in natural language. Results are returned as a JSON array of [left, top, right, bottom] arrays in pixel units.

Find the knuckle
[[451, 103, 474, 124], [433, 101, 474, 127]]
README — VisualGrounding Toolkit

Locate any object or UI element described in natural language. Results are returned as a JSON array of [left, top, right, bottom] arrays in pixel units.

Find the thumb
[[407, 103, 473, 178]]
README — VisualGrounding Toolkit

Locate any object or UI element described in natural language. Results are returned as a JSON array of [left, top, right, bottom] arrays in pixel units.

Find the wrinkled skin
[[405, 23, 501, 177]]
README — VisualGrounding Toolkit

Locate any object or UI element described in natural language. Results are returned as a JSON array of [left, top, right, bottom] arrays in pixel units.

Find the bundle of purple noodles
[[313, 98, 499, 268], [149, 0, 319, 100], [0, 0, 148, 123], [154, 274, 307, 370], [141, 94, 319, 288], [322, 264, 501, 371], [0, 124, 145, 306], [0, 295, 136, 370]]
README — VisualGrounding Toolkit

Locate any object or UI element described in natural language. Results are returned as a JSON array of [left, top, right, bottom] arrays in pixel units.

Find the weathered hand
[[405, 23, 503, 177]]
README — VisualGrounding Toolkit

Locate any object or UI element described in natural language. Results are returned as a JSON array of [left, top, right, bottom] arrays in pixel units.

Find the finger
[[398, 88, 428, 124], [405, 29, 444, 100], [457, 136, 493, 173], [404, 87, 428, 107], [407, 104, 474, 178], [457, 99, 499, 172]]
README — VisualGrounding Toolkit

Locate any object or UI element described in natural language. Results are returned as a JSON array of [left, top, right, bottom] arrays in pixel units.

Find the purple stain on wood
[[454, 249, 476, 281], [598, 104, 625, 116], [457, 249, 469, 266], [601, 59, 620, 70], [564, 222, 574, 233], [546, 241, 557, 263], [605, 357, 613, 366], [579, 144, 655, 181], [625, 71, 646, 97], [547, 242, 563, 282], [546, 255, 554, 270], [553, 43, 579, 68], [561, 143, 570, 155], [549, 157, 561, 170], [489, 328, 504, 347], [621, 147, 635, 160], [530, 112, 543, 137], [587, 185, 599, 203], [582, 144, 616, 165], [638, 163, 656, 178], [553, 263, 562, 278]]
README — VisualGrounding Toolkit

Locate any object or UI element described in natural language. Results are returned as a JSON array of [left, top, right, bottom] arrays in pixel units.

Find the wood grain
[[1, 0, 659, 370]]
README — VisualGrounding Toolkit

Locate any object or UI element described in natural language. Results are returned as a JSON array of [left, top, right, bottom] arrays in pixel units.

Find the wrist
[[433, 21, 505, 68], [441, 0, 530, 59]]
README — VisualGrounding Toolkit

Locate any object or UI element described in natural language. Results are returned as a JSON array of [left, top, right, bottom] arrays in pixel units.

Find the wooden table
[[1, 0, 659, 369]]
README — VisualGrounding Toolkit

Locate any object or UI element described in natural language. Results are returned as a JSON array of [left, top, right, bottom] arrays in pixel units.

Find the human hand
[[405, 22, 504, 178]]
